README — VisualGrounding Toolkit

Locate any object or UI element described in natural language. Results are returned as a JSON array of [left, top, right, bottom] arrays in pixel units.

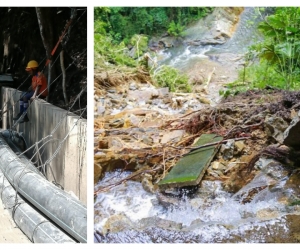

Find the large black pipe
[[0, 134, 87, 243], [1, 130, 43, 176]]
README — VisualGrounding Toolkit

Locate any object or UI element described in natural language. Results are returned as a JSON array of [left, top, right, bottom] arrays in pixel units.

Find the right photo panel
[[94, 7, 300, 243]]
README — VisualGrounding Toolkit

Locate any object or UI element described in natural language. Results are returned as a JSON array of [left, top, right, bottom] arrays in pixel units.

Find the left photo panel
[[0, 7, 87, 243]]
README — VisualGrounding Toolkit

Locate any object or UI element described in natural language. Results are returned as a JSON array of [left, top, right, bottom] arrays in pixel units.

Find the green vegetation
[[94, 7, 212, 92], [94, 33, 136, 68], [253, 7, 300, 90], [289, 198, 300, 206], [152, 65, 191, 92], [95, 7, 213, 44], [167, 21, 185, 37], [129, 34, 149, 59], [220, 7, 300, 98]]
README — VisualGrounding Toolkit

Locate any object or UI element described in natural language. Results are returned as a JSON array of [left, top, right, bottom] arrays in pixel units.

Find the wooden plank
[[158, 134, 223, 189]]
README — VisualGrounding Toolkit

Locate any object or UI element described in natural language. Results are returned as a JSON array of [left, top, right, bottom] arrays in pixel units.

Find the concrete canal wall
[[0, 86, 87, 205]]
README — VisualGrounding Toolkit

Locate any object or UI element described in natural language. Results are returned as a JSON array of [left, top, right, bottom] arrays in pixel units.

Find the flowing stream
[[156, 7, 264, 71], [95, 165, 300, 243], [94, 7, 300, 243]]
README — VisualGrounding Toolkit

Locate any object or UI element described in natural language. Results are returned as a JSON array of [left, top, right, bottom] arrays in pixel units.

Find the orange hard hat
[[25, 60, 39, 71]]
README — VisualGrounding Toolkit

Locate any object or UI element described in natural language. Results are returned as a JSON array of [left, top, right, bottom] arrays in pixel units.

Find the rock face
[[150, 7, 244, 49], [265, 115, 289, 143], [184, 7, 244, 46], [149, 7, 254, 105], [283, 111, 300, 147]]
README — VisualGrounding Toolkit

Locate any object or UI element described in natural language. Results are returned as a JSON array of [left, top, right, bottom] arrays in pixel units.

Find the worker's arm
[[30, 85, 41, 101]]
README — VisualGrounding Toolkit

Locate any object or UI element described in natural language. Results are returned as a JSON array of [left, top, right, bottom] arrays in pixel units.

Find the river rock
[[262, 161, 289, 181], [127, 87, 170, 104], [234, 141, 246, 155], [264, 115, 289, 143], [94, 163, 102, 183], [141, 173, 158, 194], [129, 82, 138, 90], [220, 139, 235, 160], [101, 213, 135, 235], [158, 37, 183, 48], [256, 208, 279, 220], [123, 114, 139, 128], [138, 216, 183, 230], [284, 171, 300, 197], [160, 130, 185, 144], [210, 161, 226, 171], [156, 193, 181, 208], [283, 111, 300, 147], [97, 105, 105, 115], [109, 118, 124, 128], [107, 137, 124, 150]]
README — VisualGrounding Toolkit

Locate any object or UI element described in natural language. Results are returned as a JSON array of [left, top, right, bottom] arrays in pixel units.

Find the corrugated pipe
[[0, 134, 87, 243], [0, 169, 76, 243]]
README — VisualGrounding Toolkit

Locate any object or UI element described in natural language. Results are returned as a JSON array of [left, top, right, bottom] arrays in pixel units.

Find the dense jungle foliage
[[95, 7, 300, 94], [94, 7, 213, 92], [94, 7, 213, 43], [225, 7, 300, 96]]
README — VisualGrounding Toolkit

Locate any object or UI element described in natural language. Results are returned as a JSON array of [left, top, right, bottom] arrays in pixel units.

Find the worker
[[13, 60, 48, 123]]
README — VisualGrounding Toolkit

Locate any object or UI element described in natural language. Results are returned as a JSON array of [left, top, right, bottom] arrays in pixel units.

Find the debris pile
[[95, 68, 300, 204]]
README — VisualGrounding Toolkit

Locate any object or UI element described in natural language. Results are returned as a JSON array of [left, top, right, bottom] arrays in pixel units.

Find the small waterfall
[[157, 7, 266, 70], [94, 169, 292, 243]]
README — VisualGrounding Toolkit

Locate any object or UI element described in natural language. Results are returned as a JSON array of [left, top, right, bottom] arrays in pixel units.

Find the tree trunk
[[60, 50, 68, 105], [35, 7, 54, 101]]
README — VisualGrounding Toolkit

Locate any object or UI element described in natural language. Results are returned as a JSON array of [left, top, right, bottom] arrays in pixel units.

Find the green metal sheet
[[158, 134, 223, 189]]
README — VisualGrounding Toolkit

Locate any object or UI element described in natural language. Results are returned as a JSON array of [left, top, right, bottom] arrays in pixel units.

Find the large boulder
[[283, 111, 300, 147]]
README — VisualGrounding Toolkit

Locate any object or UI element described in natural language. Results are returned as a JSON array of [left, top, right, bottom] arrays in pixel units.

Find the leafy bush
[[167, 21, 185, 37], [152, 65, 191, 92], [94, 20, 107, 35], [219, 60, 287, 98], [252, 7, 300, 90], [129, 34, 149, 59], [241, 60, 286, 89], [94, 34, 136, 68]]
